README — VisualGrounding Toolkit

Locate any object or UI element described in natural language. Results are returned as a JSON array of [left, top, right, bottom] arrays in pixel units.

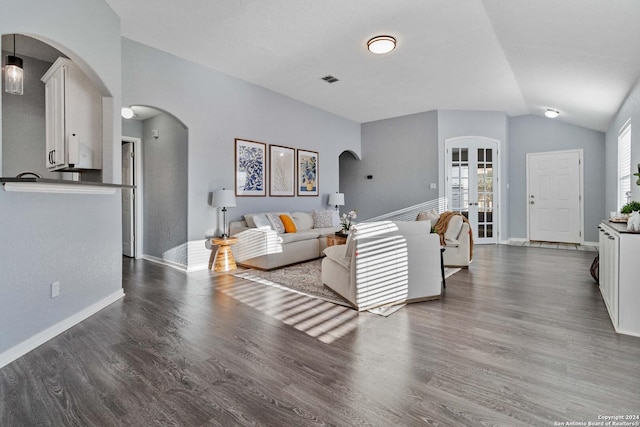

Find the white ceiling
[[104, 0, 640, 132]]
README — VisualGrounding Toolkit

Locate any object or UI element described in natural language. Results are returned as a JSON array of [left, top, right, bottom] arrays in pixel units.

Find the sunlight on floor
[[215, 279, 364, 344]]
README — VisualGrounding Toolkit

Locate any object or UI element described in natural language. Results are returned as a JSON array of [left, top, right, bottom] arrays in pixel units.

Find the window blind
[[618, 122, 631, 209]]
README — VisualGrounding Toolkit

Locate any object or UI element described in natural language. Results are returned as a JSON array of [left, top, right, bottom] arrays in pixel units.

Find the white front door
[[122, 142, 135, 257], [527, 150, 582, 243], [446, 138, 499, 244]]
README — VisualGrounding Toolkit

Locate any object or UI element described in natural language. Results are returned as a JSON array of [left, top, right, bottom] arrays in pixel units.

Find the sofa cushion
[[280, 230, 320, 244], [323, 244, 351, 269], [252, 213, 272, 230], [417, 209, 440, 223], [266, 213, 285, 234], [313, 210, 338, 228], [280, 214, 297, 233], [445, 214, 464, 242], [291, 211, 314, 230], [313, 227, 340, 237]]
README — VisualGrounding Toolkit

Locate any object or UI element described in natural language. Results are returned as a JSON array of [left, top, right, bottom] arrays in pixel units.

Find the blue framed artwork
[[235, 139, 267, 197], [297, 149, 318, 196]]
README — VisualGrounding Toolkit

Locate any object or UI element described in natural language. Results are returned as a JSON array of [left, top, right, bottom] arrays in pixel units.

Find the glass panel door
[[446, 140, 498, 244]]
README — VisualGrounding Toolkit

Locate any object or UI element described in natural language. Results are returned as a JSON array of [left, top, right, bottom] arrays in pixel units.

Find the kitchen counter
[[1, 177, 134, 194], [602, 219, 640, 234]]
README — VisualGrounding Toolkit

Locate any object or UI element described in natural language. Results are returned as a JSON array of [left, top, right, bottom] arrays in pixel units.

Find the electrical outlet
[[51, 281, 60, 298], [430, 183, 437, 189]]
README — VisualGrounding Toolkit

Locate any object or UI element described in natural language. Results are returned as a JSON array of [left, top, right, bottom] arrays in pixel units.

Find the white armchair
[[442, 222, 472, 267], [321, 221, 442, 311]]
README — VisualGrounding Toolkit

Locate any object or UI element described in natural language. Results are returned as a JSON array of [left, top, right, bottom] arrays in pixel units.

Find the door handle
[[530, 201, 535, 205]]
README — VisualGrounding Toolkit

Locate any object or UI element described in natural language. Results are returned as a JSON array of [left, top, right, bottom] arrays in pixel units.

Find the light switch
[[429, 183, 437, 189]]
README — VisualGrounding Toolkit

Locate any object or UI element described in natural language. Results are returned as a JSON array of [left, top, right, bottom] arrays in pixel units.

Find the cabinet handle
[[608, 236, 615, 240]]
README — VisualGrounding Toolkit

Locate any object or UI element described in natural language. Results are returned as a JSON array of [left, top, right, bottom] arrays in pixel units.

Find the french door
[[446, 138, 499, 244]]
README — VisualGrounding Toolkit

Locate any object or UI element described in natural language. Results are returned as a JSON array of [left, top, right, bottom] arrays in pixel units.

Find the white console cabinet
[[41, 57, 102, 171], [598, 222, 640, 336]]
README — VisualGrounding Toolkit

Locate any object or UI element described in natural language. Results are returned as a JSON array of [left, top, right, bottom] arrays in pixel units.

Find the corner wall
[[606, 77, 640, 212], [508, 115, 605, 242], [121, 38, 361, 270], [0, 0, 122, 366], [345, 111, 439, 219]]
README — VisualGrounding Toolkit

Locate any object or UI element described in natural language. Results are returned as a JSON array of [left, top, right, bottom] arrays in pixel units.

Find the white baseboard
[[142, 254, 187, 272], [187, 263, 209, 273], [0, 289, 125, 369], [506, 238, 528, 244], [583, 241, 599, 247]]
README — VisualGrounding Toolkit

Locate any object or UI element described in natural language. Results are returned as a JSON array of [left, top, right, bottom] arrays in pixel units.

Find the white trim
[[583, 241, 599, 247], [3, 182, 117, 194], [507, 238, 528, 244], [526, 149, 584, 244], [142, 254, 187, 272], [0, 290, 125, 369], [122, 136, 144, 259]]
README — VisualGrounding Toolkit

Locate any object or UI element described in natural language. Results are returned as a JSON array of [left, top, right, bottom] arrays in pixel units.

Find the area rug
[[232, 259, 461, 316]]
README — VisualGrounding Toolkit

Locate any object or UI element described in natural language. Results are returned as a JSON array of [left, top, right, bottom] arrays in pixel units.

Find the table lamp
[[212, 188, 236, 238], [328, 192, 345, 211]]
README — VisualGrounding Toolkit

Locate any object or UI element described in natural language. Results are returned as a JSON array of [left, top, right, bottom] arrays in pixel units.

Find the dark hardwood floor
[[2, 245, 639, 426]]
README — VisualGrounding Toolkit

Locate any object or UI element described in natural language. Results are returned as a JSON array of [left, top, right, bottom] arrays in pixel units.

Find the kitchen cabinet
[[597, 222, 640, 337], [42, 57, 102, 171]]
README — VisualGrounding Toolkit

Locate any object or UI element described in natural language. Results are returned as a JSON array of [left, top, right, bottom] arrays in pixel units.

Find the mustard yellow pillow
[[280, 214, 297, 233]]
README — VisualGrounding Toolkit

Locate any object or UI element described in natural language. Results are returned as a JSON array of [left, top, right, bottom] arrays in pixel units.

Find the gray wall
[[606, 77, 640, 212], [0, 0, 122, 360], [1, 53, 61, 179], [509, 115, 605, 242], [122, 118, 143, 139], [343, 111, 438, 219], [121, 38, 361, 268], [142, 113, 188, 266]]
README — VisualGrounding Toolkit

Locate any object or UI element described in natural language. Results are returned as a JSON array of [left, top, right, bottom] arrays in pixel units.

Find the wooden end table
[[327, 233, 347, 247], [210, 237, 239, 272]]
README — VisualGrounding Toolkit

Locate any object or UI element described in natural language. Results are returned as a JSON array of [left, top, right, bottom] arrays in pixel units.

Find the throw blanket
[[434, 211, 474, 260]]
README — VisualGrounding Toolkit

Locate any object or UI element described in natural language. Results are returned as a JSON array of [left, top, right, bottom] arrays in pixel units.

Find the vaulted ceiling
[[104, 0, 640, 132]]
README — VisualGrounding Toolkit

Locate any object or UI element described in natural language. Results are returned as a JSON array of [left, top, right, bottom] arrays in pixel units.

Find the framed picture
[[235, 139, 267, 196], [269, 144, 295, 196], [297, 149, 319, 196]]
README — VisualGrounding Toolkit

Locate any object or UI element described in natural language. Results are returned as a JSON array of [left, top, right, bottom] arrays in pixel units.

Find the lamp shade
[[212, 189, 236, 208], [328, 192, 345, 207]]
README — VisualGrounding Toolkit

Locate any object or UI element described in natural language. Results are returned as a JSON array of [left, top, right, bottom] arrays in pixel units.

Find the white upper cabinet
[[42, 57, 102, 171]]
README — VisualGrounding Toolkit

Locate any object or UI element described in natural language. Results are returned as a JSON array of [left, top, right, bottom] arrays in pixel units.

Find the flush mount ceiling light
[[545, 109, 560, 118], [121, 107, 135, 119], [4, 34, 24, 96], [367, 35, 396, 55]]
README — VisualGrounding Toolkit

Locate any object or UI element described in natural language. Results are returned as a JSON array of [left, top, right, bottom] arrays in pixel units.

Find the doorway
[[527, 150, 583, 244], [445, 137, 500, 244], [121, 137, 143, 258]]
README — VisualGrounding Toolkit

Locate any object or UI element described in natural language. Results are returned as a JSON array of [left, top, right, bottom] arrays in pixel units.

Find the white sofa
[[321, 220, 442, 311], [417, 209, 472, 267], [442, 221, 472, 267], [229, 211, 340, 270]]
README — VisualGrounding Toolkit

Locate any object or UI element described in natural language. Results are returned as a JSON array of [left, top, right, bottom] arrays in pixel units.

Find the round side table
[[210, 237, 239, 272]]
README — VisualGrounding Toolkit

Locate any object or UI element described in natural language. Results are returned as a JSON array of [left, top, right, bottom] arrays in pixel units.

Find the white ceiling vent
[[321, 75, 339, 83]]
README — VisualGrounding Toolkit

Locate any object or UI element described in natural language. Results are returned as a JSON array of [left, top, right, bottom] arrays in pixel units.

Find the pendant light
[[4, 34, 24, 95]]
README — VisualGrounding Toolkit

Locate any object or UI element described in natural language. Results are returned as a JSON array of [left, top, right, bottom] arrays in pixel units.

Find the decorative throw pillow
[[280, 214, 297, 233], [252, 213, 272, 230], [416, 211, 429, 221], [312, 210, 335, 228], [444, 214, 464, 243], [266, 213, 286, 234], [417, 208, 440, 223]]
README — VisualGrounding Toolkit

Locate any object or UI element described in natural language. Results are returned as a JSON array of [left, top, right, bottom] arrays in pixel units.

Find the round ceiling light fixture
[[545, 109, 560, 119], [367, 35, 396, 55], [121, 107, 135, 119]]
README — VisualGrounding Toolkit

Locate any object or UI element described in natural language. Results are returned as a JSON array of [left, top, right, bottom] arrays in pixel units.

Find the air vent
[[321, 75, 339, 83]]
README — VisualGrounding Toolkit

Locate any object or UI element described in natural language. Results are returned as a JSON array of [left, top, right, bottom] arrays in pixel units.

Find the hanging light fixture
[[4, 34, 24, 95], [367, 35, 396, 55]]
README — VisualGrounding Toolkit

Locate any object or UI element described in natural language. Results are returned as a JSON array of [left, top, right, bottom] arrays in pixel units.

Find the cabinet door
[[608, 232, 619, 326], [44, 66, 65, 169]]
